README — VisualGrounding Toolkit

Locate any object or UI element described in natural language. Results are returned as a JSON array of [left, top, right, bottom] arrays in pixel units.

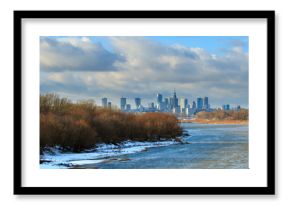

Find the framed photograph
[[14, 10, 275, 195]]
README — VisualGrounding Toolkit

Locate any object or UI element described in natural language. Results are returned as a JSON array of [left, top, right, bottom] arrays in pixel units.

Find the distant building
[[173, 106, 181, 114], [156, 93, 163, 111], [157, 101, 167, 111], [120, 97, 126, 110], [107, 102, 112, 109], [169, 97, 174, 109], [232, 105, 241, 111], [126, 104, 131, 111], [138, 105, 145, 112], [173, 90, 178, 108], [197, 97, 203, 111], [222, 104, 230, 111], [185, 107, 193, 116], [192, 101, 196, 110], [148, 102, 155, 109], [203, 97, 209, 110], [101, 98, 108, 108], [157, 93, 163, 104], [135, 97, 141, 109], [180, 98, 188, 113], [164, 98, 169, 107]]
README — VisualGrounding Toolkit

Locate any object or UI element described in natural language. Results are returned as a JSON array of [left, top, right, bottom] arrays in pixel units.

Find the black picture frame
[[14, 10, 275, 195]]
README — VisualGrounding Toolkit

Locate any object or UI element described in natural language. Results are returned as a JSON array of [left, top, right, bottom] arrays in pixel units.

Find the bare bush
[[40, 94, 183, 152]]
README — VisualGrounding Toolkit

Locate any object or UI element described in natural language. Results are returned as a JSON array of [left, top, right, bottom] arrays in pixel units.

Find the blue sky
[[47, 36, 248, 55], [145, 36, 248, 54], [40, 36, 249, 108]]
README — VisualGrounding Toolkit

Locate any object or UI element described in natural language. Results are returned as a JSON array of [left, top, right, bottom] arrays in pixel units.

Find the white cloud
[[40, 37, 123, 72], [40, 36, 248, 107]]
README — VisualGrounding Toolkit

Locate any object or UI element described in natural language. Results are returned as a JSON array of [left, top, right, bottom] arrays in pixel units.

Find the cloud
[[40, 37, 123, 72], [40, 36, 248, 107]]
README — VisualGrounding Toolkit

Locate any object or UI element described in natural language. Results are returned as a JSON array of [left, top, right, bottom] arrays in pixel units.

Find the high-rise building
[[120, 97, 126, 110], [157, 101, 167, 111], [164, 98, 169, 106], [173, 89, 178, 108], [107, 102, 112, 109], [169, 97, 174, 109], [185, 107, 193, 116], [203, 96, 209, 110], [222, 104, 230, 111], [192, 101, 197, 113], [157, 93, 163, 104], [135, 97, 141, 109], [180, 98, 188, 113], [192, 101, 196, 109], [156, 93, 163, 110], [172, 106, 180, 114], [101, 98, 108, 108], [197, 97, 203, 111]]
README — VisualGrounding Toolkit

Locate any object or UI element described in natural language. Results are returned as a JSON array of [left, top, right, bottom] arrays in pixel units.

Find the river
[[40, 123, 248, 169]]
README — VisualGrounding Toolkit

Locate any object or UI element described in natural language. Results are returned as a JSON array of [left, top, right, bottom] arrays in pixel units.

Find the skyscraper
[[197, 97, 203, 111], [120, 97, 126, 110], [180, 98, 188, 112], [101, 98, 107, 108], [157, 93, 163, 104], [164, 98, 169, 106], [203, 96, 209, 110], [173, 89, 178, 108], [107, 102, 112, 109], [192, 101, 196, 110], [223, 104, 230, 111], [135, 97, 141, 109], [169, 97, 174, 109]]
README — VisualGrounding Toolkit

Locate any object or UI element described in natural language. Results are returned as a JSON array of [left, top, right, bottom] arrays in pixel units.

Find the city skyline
[[40, 36, 249, 108], [100, 89, 241, 112]]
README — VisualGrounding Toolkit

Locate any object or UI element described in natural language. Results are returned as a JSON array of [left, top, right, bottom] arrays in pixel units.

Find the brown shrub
[[197, 109, 248, 120], [40, 94, 183, 152]]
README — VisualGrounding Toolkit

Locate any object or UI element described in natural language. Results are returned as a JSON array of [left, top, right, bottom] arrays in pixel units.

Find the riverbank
[[40, 139, 180, 169], [40, 123, 248, 169], [179, 118, 248, 125]]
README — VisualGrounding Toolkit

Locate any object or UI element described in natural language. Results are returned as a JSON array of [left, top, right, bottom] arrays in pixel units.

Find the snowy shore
[[40, 140, 179, 169]]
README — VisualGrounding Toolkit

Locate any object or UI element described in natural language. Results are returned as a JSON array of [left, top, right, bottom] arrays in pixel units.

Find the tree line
[[40, 94, 183, 152], [196, 109, 249, 120]]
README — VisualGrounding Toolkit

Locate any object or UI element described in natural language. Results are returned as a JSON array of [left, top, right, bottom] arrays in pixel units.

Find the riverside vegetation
[[40, 94, 183, 152], [196, 109, 248, 120], [178, 109, 249, 125]]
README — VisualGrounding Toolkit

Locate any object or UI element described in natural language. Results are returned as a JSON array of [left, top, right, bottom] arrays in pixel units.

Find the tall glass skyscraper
[[173, 89, 178, 108], [120, 97, 126, 110], [192, 100, 196, 111], [157, 93, 163, 104], [197, 97, 203, 111], [135, 97, 141, 109], [180, 98, 188, 111], [101, 98, 107, 108], [107, 102, 112, 109], [164, 98, 169, 107], [203, 96, 209, 110]]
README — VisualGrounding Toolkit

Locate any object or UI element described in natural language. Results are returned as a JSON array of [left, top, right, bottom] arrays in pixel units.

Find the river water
[[41, 123, 248, 169]]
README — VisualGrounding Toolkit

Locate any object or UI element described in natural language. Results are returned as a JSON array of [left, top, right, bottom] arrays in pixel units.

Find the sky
[[40, 36, 249, 108]]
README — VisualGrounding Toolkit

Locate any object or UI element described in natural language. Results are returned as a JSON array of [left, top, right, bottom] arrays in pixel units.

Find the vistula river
[[41, 123, 248, 169]]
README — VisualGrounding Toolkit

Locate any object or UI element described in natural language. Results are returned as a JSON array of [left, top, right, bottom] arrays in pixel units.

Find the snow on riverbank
[[40, 140, 179, 169]]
